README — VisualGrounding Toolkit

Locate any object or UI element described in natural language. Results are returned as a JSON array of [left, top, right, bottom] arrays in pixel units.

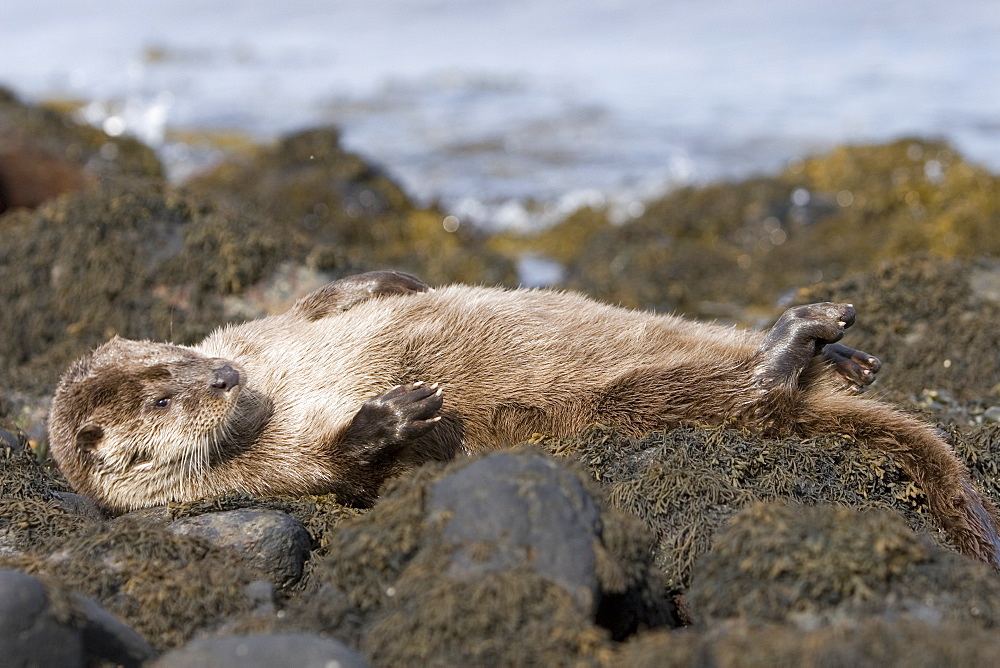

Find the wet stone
[[167, 508, 311, 588], [72, 592, 157, 667], [428, 452, 602, 614], [151, 632, 368, 668], [0, 568, 84, 668]]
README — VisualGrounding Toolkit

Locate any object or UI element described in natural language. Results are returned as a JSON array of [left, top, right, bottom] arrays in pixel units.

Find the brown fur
[[47, 277, 1000, 568]]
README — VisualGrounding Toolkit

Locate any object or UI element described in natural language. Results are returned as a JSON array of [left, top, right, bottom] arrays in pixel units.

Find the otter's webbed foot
[[293, 270, 431, 321], [821, 342, 881, 393], [754, 302, 858, 391], [334, 382, 443, 506]]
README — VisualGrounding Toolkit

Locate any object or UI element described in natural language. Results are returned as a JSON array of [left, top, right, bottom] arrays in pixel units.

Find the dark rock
[[52, 491, 108, 522], [428, 451, 602, 613], [72, 592, 157, 667], [168, 508, 311, 587], [0, 568, 84, 667], [151, 633, 368, 668], [0, 428, 22, 450]]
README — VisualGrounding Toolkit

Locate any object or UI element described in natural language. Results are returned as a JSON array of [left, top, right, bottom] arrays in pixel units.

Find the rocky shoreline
[[2, 86, 1000, 665]]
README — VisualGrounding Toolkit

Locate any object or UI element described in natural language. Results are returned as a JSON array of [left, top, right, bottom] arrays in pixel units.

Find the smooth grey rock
[[429, 452, 602, 613], [0, 568, 84, 667], [152, 633, 368, 668], [168, 509, 311, 587], [72, 592, 157, 667], [984, 406, 1000, 424]]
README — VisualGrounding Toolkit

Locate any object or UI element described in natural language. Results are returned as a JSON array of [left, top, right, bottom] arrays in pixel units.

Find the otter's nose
[[212, 364, 241, 391]]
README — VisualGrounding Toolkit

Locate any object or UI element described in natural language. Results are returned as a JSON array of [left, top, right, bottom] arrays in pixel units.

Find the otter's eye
[[153, 396, 172, 409]]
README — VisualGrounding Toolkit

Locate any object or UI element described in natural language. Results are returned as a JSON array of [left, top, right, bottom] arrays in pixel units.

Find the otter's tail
[[799, 385, 1000, 569]]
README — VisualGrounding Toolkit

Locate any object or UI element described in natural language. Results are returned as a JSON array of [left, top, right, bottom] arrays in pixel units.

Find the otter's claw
[[821, 342, 882, 393]]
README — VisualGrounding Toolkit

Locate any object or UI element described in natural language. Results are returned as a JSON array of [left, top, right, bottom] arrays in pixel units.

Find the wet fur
[[48, 279, 1000, 568]]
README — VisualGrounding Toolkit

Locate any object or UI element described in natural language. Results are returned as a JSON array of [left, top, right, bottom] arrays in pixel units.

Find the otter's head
[[48, 337, 248, 512]]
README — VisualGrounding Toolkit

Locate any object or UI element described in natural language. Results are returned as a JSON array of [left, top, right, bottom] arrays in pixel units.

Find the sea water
[[2, 0, 998, 230]]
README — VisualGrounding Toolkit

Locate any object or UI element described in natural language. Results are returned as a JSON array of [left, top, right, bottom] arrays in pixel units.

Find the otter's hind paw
[[821, 342, 881, 393], [755, 302, 858, 390]]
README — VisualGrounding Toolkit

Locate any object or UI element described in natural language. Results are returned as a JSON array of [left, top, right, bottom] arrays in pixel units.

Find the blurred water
[[2, 0, 999, 229]]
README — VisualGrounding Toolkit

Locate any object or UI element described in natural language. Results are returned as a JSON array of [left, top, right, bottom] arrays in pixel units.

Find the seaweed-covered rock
[[0, 441, 99, 556], [0, 131, 516, 418], [0, 178, 284, 397], [542, 419, 1000, 589], [688, 501, 1000, 626], [227, 449, 675, 664], [619, 618, 1000, 667], [0, 442, 61, 501], [0, 86, 161, 214], [798, 255, 1000, 407], [505, 139, 1000, 319], [1, 518, 268, 651], [0, 497, 102, 558], [185, 127, 516, 287]]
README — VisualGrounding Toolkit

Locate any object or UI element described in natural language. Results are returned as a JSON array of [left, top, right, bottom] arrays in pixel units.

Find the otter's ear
[[76, 423, 104, 453]]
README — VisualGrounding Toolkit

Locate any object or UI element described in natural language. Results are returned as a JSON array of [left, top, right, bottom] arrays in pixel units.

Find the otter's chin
[[208, 387, 272, 462]]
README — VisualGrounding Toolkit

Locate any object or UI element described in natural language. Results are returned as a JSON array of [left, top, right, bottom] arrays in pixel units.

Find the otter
[[48, 271, 1000, 568]]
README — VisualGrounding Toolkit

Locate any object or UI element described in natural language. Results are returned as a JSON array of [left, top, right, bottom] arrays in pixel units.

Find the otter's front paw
[[821, 342, 881, 393], [362, 381, 443, 443], [343, 382, 443, 465], [334, 382, 444, 507]]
